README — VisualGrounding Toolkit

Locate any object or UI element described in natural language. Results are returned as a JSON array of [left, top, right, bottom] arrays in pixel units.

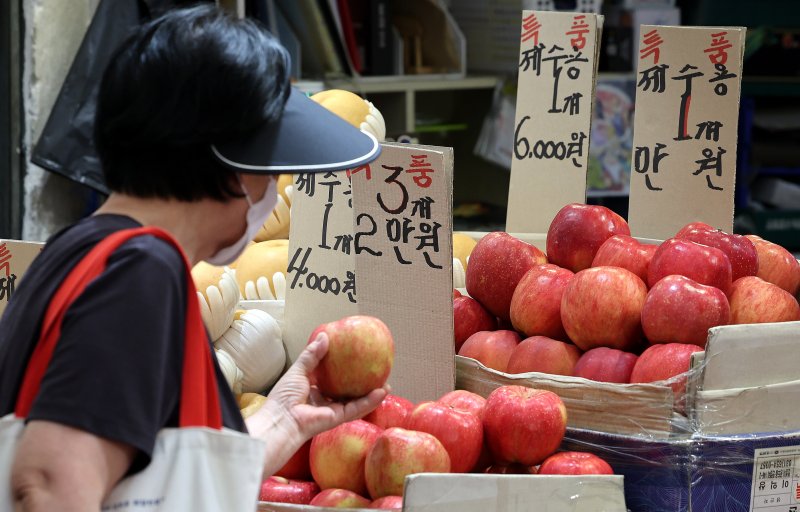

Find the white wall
[[22, 0, 100, 241]]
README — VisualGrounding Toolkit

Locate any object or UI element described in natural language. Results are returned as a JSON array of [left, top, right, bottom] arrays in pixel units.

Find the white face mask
[[206, 175, 278, 266]]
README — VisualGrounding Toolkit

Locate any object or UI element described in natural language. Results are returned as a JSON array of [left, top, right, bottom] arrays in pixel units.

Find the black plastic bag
[[30, 0, 212, 194]]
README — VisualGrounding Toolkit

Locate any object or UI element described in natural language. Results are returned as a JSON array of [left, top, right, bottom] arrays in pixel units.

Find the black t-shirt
[[0, 214, 246, 473]]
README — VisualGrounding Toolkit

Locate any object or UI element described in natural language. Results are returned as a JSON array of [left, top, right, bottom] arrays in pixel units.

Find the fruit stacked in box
[[455, 204, 800, 397], [251, 317, 614, 509]]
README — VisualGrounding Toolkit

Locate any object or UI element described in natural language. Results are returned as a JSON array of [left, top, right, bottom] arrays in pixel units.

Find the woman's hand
[[246, 332, 388, 476]]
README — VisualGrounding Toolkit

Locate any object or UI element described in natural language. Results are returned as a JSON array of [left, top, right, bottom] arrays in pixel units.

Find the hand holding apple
[[309, 315, 394, 399]]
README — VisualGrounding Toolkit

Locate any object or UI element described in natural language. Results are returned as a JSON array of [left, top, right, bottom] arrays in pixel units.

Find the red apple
[[438, 390, 486, 419], [729, 276, 800, 324], [274, 440, 311, 481], [365, 427, 451, 499], [370, 496, 403, 510], [454, 296, 497, 352], [630, 343, 703, 395], [364, 394, 414, 429], [453, 289, 462, 298], [506, 336, 582, 376], [676, 224, 758, 282], [560, 266, 647, 351], [457, 330, 521, 372], [310, 420, 382, 494], [746, 235, 800, 295], [674, 221, 715, 238], [309, 488, 371, 508], [483, 385, 567, 466], [573, 347, 638, 384], [309, 315, 394, 399], [465, 231, 548, 321], [471, 441, 494, 473], [509, 264, 574, 340], [546, 203, 631, 272], [648, 238, 733, 295], [591, 235, 657, 284], [485, 463, 536, 474], [538, 451, 614, 475], [405, 401, 483, 473], [259, 476, 319, 505], [642, 275, 730, 348]]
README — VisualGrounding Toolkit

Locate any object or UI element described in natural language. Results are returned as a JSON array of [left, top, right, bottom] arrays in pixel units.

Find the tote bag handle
[[14, 227, 223, 429]]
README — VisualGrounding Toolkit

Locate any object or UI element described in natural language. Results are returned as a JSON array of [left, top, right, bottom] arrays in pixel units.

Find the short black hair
[[95, 4, 291, 201]]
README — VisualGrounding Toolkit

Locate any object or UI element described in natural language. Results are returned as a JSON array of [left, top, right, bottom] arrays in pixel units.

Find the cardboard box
[[0, 239, 45, 318], [258, 473, 627, 512]]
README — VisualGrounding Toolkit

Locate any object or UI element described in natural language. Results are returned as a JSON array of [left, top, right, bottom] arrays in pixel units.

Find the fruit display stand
[[258, 474, 627, 512]]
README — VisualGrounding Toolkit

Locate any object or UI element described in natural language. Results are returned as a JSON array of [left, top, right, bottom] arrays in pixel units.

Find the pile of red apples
[[261, 387, 612, 509], [456, 203, 800, 393]]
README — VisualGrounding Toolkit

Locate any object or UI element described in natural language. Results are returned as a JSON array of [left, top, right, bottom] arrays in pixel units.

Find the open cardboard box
[[258, 473, 627, 512]]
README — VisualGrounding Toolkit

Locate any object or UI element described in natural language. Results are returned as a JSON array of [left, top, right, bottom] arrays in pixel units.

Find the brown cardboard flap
[[284, 172, 359, 363], [0, 240, 45, 317], [456, 356, 675, 438], [628, 26, 746, 239], [351, 143, 455, 403], [506, 11, 602, 233]]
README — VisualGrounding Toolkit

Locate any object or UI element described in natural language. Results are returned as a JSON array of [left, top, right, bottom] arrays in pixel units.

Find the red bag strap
[[15, 226, 223, 429]]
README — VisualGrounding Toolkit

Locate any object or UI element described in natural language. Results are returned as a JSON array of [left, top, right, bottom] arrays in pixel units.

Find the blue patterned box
[[562, 428, 693, 512], [563, 428, 800, 512]]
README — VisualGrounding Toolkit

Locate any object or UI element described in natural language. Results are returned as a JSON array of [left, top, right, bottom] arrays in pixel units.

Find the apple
[[309, 488, 371, 508], [573, 347, 638, 384], [506, 336, 582, 376], [591, 235, 657, 284], [483, 385, 567, 466], [365, 427, 451, 499], [457, 330, 521, 372], [309, 315, 394, 399], [560, 266, 647, 351], [274, 440, 311, 481], [364, 394, 414, 429], [746, 235, 800, 295], [310, 420, 382, 494], [641, 275, 730, 348], [259, 476, 319, 505], [453, 289, 462, 298], [405, 401, 484, 473], [371, 496, 403, 510], [485, 463, 536, 474], [454, 296, 497, 352], [538, 451, 614, 475], [648, 238, 733, 295], [629, 343, 703, 396], [438, 390, 486, 419], [465, 231, 548, 321], [729, 276, 800, 324], [676, 224, 758, 282], [546, 203, 631, 272], [509, 264, 574, 340]]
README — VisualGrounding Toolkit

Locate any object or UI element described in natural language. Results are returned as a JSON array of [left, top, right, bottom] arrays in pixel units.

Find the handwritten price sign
[[507, 11, 602, 233]]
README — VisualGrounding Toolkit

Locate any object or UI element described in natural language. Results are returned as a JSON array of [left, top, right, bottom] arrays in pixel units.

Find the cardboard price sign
[[350, 143, 454, 403], [0, 240, 45, 318], [283, 172, 359, 363], [506, 10, 603, 233], [628, 26, 746, 239]]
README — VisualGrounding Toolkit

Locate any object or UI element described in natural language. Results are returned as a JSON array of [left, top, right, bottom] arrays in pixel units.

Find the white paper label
[[751, 445, 800, 511]]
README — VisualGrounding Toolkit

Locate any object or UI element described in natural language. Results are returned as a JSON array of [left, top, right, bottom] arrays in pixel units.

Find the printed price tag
[[351, 143, 454, 402], [751, 445, 800, 512], [506, 10, 603, 233], [627, 26, 746, 239]]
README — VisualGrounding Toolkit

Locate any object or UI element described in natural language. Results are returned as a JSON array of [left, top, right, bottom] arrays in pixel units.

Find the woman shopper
[[0, 5, 384, 511]]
